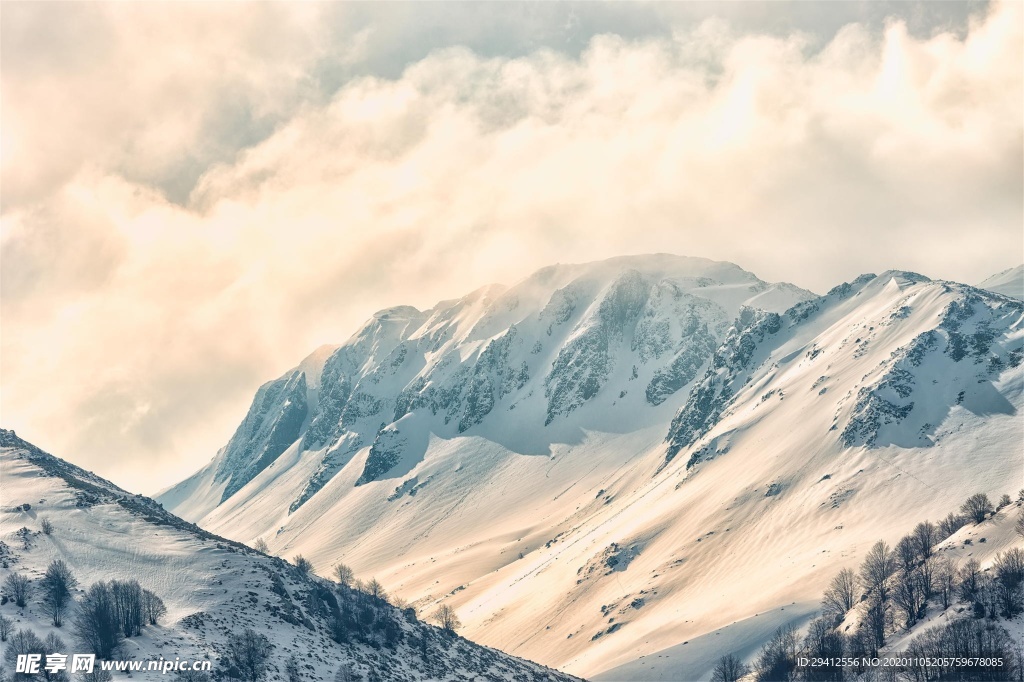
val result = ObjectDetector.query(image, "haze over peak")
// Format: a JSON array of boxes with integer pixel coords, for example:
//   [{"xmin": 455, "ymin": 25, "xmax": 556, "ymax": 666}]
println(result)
[{"xmin": 4, "ymin": 0, "xmax": 1022, "ymax": 495}]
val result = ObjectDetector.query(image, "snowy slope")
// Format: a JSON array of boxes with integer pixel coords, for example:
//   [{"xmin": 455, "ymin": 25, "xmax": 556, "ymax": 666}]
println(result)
[
  {"xmin": 978, "ymin": 264, "xmax": 1024, "ymax": 300},
  {"xmin": 0, "ymin": 430, "xmax": 578, "ymax": 682},
  {"xmin": 595, "ymin": 502, "xmax": 1024, "ymax": 682},
  {"xmin": 880, "ymin": 503, "xmax": 1024, "ymax": 653},
  {"xmin": 158, "ymin": 259, "xmax": 1023, "ymax": 680},
  {"xmin": 161, "ymin": 254, "xmax": 813, "ymax": 522}
]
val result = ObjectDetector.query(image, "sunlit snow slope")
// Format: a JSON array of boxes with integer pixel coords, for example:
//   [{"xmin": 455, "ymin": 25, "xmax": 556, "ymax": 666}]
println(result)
[
  {"xmin": 160, "ymin": 257, "xmax": 1023, "ymax": 679},
  {"xmin": 978, "ymin": 264, "xmax": 1024, "ymax": 300}
]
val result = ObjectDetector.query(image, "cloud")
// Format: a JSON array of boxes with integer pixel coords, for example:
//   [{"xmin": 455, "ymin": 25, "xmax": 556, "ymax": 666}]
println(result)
[{"xmin": 1, "ymin": 2, "xmax": 1020, "ymax": 492}]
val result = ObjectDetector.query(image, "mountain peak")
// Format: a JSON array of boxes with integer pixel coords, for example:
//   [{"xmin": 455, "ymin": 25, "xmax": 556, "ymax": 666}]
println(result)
[
  {"xmin": 520, "ymin": 253, "xmax": 763, "ymax": 288},
  {"xmin": 161, "ymin": 254, "xmax": 813, "ymax": 520},
  {"xmin": 150, "ymin": 260, "xmax": 1022, "ymax": 680}
]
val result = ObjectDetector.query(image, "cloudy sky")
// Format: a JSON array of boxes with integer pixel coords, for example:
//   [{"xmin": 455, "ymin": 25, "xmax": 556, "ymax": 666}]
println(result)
[{"xmin": 2, "ymin": 1, "xmax": 1021, "ymax": 493}]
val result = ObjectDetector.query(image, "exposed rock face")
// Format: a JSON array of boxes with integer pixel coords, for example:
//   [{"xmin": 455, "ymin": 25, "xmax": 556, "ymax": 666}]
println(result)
[
  {"xmin": 358, "ymin": 424, "xmax": 416, "ymax": 486},
  {"xmin": 840, "ymin": 285, "xmax": 1023, "ymax": 448},
  {"xmin": 215, "ymin": 370, "xmax": 308, "ymax": 501},
  {"xmin": 643, "ymin": 297, "xmax": 720, "ymax": 406},
  {"xmin": 163, "ymin": 255, "xmax": 813, "ymax": 512},
  {"xmin": 663, "ymin": 272, "xmax": 1024, "ymax": 466},
  {"xmin": 664, "ymin": 307, "xmax": 783, "ymax": 466},
  {"xmin": 154, "ymin": 264, "xmax": 1024, "ymax": 682},
  {"xmin": 169, "ymin": 260, "xmax": 1024, "ymax": 519}
]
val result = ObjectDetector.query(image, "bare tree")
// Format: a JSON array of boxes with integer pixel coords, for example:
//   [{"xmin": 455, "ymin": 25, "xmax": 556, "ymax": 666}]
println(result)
[
  {"xmin": 998, "ymin": 494, "xmax": 1013, "ymax": 510},
  {"xmin": 904, "ymin": 617, "xmax": 1020, "ymax": 681},
  {"xmin": 44, "ymin": 632, "xmax": 67, "ymax": 671},
  {"xmin": 1015, "ymin": 512, "xmax": 1024, "ymax": 539},
  {"xmin": 920, "ymin": 555, "xmax": 936, "ymax": 600},
  {"xmin": 333, "ymin": 665, "xmax": 357, "ymax": 682},
  {"xmin": 753, "ymin": 624, "xmax": 798, "ymax": 682},
  {"xmin": 74, "ymin": 581, "xmax": 123, "ymax": 659},
  {"xmin": 912, "ymin": 521, "xmax": 936, "ymax": 561},
  {"xmin": 333, "ymin": 563, "xmax": 354, "ymax": 588},
  {"xmin": 432, "ymin": 604, "xmax": 461, "ymax": 634},
  {"xmin": 822, "ymin": 568, "xmax": 858, "ymax": 620},
  {"xmin": 252, "ymin": 538, "xmax": 269, "ymax": 554},
  {"xmin": 224, "ymin": 628, "xmax": 272, "ymax": 682},
  {"xmin": 110, "ymin": 579, "xmax": 144, "ymax": 637},
  {"xmin": 993, "ymin": 547, "xmax": 1024, "ymax": 617},
  {"xmin": 938, "ymin": 512, "xmax": 966, "ymax": 539},
  {"xmin": 365, "ymin": 578, "xmax": 387, "ymax": 601},
  {"xmin": 3, "ymin": 629, "xmax": 45, "ymax": 679},
  {"xmin": 957, "ymin": 558, "xmax": 982, "ymax": 602},
  {"xmin": 0, "ymin": 615, "xmax": 12, "ymax": 642},
  {"xmin": 143, "ymin": 589, "xmax": 167, "ymax": 625},
  {"xmin": 845, "ymin": 628, "xmax": 873, "ymax": 672},
  {"xmin": 802, "ymin": 617, "xmax": 846, "ymax": 678},
  {"xmin": 41, "ymin": 559, "xmax": 79, "ymax": 627},
  {"xmin": 711, "ymin": 653, "xmax": 750, "ymax": 682},
  {"xmin": 933, "ymin": 557, "xmax": 957, "ymax": 609},
  {"xmin": 892, "ymin": 567, "xmax": 927, "ymax": 629},
  {"xmin": 895, "ymin": 536, "xmax": 918, "ymax": 573},
  {"xmin": 860, "ymin": 541, "xmax": 896, "ymax": 604},
  {"xmin": 40, "ymin": 517, "xmax": 54, "ymax": 535},
  {"xmin": 45, "ymin": 630, "xmax": 66, "ymax": 647},
  {"xmin": 3, "ymin": 572, "xmax": 30, "ymax": 608},
  {"xmin": 961, "ymin": 493, "xmax": 993, "ymax": 524},
  {"xmin": 861, "ymin": 596, "xmax": 889, "ymax": 651},
  {"xmin": 292, "ymin": 555, "xmax": 314, "ymax": 574}
]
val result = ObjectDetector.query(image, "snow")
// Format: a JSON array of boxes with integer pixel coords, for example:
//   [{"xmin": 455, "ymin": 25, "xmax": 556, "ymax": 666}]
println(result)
[
  {"xmin": 0, "ymin": 432, "xmax": 579, "ymax": 681},
  {"xmin": 978, "ymin": 265, "xmax": 1024, "ymax": 300},
  {"xmin": 151, "ymin": 258, "xmax": 1023, "ymax": 680},
  {"xmin": 881, "ymin": 503, "xmax": 1024, "ymax": 653},
  {"xmin": 592, "ymin": 603, "xmax": 819, "ymax": 682}
]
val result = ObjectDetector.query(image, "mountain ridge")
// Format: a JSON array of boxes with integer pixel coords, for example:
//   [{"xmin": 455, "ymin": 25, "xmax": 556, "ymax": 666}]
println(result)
[
  {"xmin": 0, "ymin": 429, "xmax": 581, "ymax": 682},
  {"xmin": 161, "ymin": 254, "xmax": 814, "ymax": 519},
  {"xmin": 978, "ymin": 264, "xmax": 1024, "ymax": 300},
  {"xmin": 155, "ymin": 256, "xmax": 1023, "ymax": 679}
]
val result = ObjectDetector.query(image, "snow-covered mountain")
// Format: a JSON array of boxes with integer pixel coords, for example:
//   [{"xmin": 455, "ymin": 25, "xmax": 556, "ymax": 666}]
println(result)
[
  {"xmin": 978, "ymin": 264, "xmax": 1024, "ymax": 300},
  {"xmin": 0, "ymin": 430, "xmax": 578, "ymax": 681},
  {"xmin": 161, "ymin": 254, "xmax": 813, "ymax": 520},
  {"xmin": 158, "ymin": 256, "xmax": 1023, "ymax": 680}
]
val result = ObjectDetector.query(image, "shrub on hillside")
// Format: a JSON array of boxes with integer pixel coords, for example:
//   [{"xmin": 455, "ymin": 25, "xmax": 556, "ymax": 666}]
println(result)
[{"xmin": 960, "ymin": 493, "xmax": 993, "ymax": 523}]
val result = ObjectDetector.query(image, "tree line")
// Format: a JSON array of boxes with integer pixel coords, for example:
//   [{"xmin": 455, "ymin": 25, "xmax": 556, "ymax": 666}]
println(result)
[
  {"xmin": 711, "ymin": 490, "xmax": 1024, "ymax": 682},
  {"xmin": 208, "ymin": 547, "xmax": 470, "ymax": 682},
  {"xmin": 287, "ymin": 551, "xmax": 462, "ymax": 636},
  {"xmin": 2, "ymin": 559, "xmax": 167, "ymax": 680}
]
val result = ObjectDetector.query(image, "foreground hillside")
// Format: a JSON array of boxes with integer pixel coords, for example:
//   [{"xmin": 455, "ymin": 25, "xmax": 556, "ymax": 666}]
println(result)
[
  {"xmin": 0, "ymin": 430, "xmax": 578, "ymax": 681},
  {"xmin": 159, "ymin": 256, "xmax": 1023, "ymax": 679}
]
